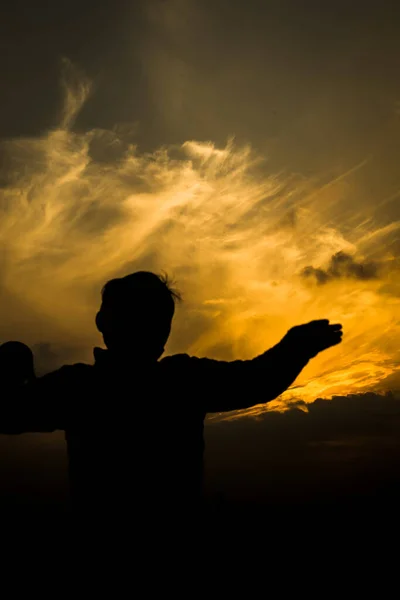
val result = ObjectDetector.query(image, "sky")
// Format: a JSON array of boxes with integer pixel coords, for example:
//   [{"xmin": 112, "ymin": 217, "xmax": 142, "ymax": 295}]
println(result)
[
  {"xmin": 1, "ymin": 0, "xmax": 400, "ymax": 408},
  {"xmin": 1, "ymin": 0, "xmax": 400, "ymax": 513}
]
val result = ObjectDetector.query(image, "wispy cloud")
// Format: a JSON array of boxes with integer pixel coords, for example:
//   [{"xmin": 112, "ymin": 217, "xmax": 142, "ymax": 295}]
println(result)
[{"xmin": 0, "ymin": 64, "xmax": 399, "ymax": 406}]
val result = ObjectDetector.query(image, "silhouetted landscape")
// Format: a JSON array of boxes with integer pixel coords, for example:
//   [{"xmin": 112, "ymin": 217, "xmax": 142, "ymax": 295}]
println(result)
[{"xmin": 1, "ymin": 390, "xmax": 400, "ymax": 542}]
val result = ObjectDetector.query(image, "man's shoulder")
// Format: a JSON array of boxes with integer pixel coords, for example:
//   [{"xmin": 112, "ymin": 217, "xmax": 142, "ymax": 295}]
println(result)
[
  {"xmin": 159, "ymin": 353, "xmax": 193, "ymax": 367},
  {"xmin": 40, "ymin": 362, "xmax": 93, "ymax": 383},
  {"xmin": 158, "ymin": 353, "xmax": 217, "ymax": 371},
  {"xmin": 52, "ymin": 361, "xmax": 93, "ymax": 373}
]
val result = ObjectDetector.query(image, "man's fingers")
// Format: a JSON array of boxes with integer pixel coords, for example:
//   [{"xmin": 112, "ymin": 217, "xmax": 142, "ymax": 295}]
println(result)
[
  {"xmin": 328, "ymin": 329, "xmax": 343, "ymax": 340},
  {"xmin": 326, "ymin": 329, "xmax": 343, "ymax": 343},
  {"xmin": 301, "ymin": 320, "xmax": 344, "ymax": 328},
  {"xmin": 289, "ymin": 321, "xmax": 344, "ymax": 352}
]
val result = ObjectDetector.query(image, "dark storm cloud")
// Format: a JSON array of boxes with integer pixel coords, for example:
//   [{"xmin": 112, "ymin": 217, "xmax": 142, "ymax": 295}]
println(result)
[
  {"xmin": 300, "ymin": 251, "xmax": 380, "ymax": 285},
  {"xmin": 207, "ymin": 391, "xmax": 400, "ymax": 449},
  {"xmin": 204, "ymin": 390, "xmax": 400, "ymax": 506}
]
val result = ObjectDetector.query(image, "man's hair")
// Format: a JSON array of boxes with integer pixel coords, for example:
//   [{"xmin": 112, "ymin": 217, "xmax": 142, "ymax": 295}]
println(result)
[{"xmin": 100, "ymin": 271, "xmax": 182, "ymax": 320}]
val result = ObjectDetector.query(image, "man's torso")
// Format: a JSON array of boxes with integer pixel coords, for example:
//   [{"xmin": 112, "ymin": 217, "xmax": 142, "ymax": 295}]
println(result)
[{"xmin": 63, "ymin": 353, "xmax": 206, "ymax": 520}]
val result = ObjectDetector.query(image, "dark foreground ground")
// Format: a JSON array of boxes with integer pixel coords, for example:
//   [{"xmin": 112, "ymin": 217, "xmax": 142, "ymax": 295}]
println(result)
[{"xmin": 1, "ymin": 396, "xmax": 400, "ymax": 557}]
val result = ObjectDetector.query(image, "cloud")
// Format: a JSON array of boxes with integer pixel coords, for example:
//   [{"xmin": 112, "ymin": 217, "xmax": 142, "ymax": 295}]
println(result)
[
  {"xmin": 301, "ymin": 251, "xmax": 380, "ymax": 285},
  {"xmin": 205, "ymin": 390, "xmax": 400, "ymax": 508},
  {"xmin": 0, "ymin": 62, "xmax": 399, "ymax": 404}
]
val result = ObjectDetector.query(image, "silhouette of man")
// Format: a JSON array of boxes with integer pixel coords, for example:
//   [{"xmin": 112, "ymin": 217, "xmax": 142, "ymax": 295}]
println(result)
[{"xmin": 0, "ymin": 271, "xmax": 342, "ymax": 531}]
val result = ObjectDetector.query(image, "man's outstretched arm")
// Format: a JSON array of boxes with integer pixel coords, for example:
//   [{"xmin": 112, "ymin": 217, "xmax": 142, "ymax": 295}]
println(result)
[
  {"xmin": 0, "ymin": 365, "xmax": 85, "ymax": 434},
  {"xmin": 164, "ymin": 320, "xmax": 343, "ymax": 413}
]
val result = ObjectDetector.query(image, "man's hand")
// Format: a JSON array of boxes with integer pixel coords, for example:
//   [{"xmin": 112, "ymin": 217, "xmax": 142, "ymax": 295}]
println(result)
[{"xmin": 279, "ymin": 319, "xmax": 343, "ymax": 359}]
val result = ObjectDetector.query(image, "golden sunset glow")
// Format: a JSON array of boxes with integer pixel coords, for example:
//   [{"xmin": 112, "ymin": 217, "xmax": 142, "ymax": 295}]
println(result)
[
  {"xmin": 1, "ymin": 0, "xmax": 400, "ymax": 420},
  {"xmin": 1, "ymin": 62, "xmax": 399, "ymax": 416}
]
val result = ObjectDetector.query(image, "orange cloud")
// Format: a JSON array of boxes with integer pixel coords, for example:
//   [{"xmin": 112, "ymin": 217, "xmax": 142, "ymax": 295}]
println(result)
[{"xmin": 0, "ymin": 63, "xmax": 399, "ymax": 410}]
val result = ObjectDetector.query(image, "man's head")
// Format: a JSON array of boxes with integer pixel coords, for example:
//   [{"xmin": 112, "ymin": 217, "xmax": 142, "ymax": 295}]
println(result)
[
  {"xmin": 95, "ymin": 271, "xmax": 181, "ymax": 361},
  {"xmin": 0, "ymin": 341, "xmax": 35, "ymax": 384}
]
